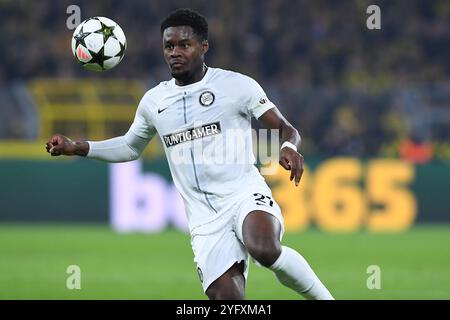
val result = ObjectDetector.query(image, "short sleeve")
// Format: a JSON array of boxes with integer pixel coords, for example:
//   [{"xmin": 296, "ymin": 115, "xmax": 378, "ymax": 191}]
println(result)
[
  {"xmin": 242, "ymin": 76, "xmax": 276, "ymax": 119},
  {"xmin": 129, "ymin": 93, "xmax": 157, "ymax": 140}
]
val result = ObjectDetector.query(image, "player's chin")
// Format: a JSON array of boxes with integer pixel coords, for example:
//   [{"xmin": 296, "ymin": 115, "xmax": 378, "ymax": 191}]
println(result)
[{"xmin": 171, "ymin": 68, "xmax": 189, "ymax": 79}]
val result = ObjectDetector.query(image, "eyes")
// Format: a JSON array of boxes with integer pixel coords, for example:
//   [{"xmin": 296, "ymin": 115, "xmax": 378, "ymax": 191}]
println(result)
[{"xmin": 164, "ymin": 42, "xmax": 191, "ymax": 50}]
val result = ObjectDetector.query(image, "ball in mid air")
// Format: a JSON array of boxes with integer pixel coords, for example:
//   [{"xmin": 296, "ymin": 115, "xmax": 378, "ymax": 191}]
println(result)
[{"xmin": 71, "ymin": 17, "xmax": 127, "ymax": 71}]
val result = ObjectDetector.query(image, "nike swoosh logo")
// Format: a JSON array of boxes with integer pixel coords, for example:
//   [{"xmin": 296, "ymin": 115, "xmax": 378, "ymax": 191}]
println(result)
[{"xmin": 158, "ymin": 106, "xmax": 169, "ymax": 114}]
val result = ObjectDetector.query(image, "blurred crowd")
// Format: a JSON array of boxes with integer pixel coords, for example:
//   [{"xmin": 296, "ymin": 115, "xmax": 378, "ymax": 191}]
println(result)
[{"xmin": 0, "ymin": 0, "xmax": 449, "ymax": 159}]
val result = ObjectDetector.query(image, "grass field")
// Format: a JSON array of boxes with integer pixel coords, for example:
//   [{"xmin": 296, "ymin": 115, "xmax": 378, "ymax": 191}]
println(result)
[{"xmin": 0, "ymin": 224, "xmax": 449, "ymax": 300}]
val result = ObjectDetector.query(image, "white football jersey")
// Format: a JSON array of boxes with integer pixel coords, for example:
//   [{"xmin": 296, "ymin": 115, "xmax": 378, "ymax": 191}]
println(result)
[{"xmin": 129, "ymin": 67, "xmax": 276, "ymax": 229}]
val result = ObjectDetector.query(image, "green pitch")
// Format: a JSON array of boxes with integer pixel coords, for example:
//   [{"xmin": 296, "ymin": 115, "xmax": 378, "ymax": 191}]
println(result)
[{"xmin": 0, "ymin": 224, "xmax": 449, "ymax": 299}]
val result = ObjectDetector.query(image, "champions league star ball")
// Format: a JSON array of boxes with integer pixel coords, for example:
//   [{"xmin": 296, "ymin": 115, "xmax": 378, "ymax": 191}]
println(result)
[{"xmin": 71, "ymin": 17, "xmax": 127, "ymax": 71}]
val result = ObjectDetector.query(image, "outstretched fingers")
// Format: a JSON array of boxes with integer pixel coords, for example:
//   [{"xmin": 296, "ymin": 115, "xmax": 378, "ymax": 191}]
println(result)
[
  {"xmin": 294, "ymin": 155, "xmax": 304, "ymax": 186},
  {"xmin": 281, "ymin": 152, "xmax": 304, "ymax": 187}
]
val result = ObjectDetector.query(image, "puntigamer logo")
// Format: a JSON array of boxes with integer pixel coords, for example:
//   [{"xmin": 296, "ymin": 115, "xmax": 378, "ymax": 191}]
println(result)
[{"xmin": 163, "ymin": 122, "xmax": 222, "ymax": 147}]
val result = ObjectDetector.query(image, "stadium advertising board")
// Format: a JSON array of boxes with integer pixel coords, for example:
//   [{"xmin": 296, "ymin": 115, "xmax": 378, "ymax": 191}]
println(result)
[{"xmin": 1, "ymin": 158, "xmax": 449, "ymax": 231}]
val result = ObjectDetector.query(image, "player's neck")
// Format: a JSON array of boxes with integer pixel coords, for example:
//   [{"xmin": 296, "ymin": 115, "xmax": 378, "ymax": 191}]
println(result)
[{"xmin": 175, "ymin": 64, "xmax": 208, "ymax": 86}]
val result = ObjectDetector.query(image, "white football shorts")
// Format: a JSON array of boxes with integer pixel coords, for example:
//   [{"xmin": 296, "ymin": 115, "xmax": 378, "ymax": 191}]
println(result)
[{"xmin": 190, "ymin": 181, "xmax": 285, "ymax": 292}]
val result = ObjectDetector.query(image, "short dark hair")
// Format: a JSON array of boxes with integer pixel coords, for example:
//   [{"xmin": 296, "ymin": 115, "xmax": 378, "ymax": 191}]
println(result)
[{"xmin": 160, "ymin": 8, "xmax": 208, "ymax": 41}]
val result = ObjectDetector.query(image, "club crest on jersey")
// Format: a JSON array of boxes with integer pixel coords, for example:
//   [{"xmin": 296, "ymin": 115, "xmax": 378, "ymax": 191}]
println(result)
[{"xmin": 199, "ymin": 91, "xmax": 215, "ymax": 106}]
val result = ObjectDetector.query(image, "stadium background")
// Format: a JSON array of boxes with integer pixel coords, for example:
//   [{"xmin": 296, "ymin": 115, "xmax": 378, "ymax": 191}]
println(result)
[{"xmin": 0, "ymin": 0, "xmax": 449, "ymax": 299}]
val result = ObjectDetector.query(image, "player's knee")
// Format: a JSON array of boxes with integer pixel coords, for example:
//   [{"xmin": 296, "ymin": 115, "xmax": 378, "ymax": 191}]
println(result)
[{"xmin": 246, "ymin": 239, "xmax": 281, "ymax": 267}]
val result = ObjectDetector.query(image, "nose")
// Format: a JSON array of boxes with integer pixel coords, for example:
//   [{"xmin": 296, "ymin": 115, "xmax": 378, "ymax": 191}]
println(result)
[{"xmin": 170, "ymin": 46, "xmax": 182, "ymax": 58}]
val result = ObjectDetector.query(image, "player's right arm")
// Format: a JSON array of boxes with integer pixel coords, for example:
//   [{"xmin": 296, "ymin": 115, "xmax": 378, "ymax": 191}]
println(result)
[
  {"xmin": 45, "ymin": 130, "xmax": 151, "ymax": 162},
  {"xmin": 45, "ymin": 94, "xmax": 156, "ymax": 162}
]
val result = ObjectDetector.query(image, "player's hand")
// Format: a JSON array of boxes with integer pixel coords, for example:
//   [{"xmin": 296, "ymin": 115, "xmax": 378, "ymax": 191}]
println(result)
[
  {"xmin": 279, "ymin": 147, "xmax": 304, "ymax": 187},
  {"xmin": 45, "ymin": 134, "xmax": 77, "ymax": 156}
]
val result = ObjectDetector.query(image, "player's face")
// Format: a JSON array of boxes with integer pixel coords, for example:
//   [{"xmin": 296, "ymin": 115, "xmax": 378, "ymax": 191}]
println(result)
[{"xmin": 162, "ymin": 26, "xmax": 208, "ymax": 80}]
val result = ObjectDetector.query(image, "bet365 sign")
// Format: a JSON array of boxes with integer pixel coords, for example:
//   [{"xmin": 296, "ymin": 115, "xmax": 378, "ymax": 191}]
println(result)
[
  {"xmin": 265, "ymin": 158, "xmax": 416, "ymax": 232},
  {"xmin": 109, "ymin": 158, "xmax": 417, "ymax": 233}
]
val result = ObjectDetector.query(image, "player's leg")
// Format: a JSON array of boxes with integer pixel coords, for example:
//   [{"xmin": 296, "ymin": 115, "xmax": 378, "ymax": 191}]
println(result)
[
  {"xmin": 242, "ymin": 210, "xmax": 282, "ymax": 266},
  {"xmin": 190, "ymin": 209, "xmax": 250, "ymax": 300},
  {"xmin": 205, "ymin": 261, "xmax": 245, "ymax": 300},
  {"xmin": 242, "ymin": 210, "xmax": 334, "ymax": 300}
]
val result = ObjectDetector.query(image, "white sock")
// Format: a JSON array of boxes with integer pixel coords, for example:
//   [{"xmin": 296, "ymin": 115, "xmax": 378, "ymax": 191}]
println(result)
[{"xmin": 269, "ymin": 246, "xmax": 334, "ymax": 300}]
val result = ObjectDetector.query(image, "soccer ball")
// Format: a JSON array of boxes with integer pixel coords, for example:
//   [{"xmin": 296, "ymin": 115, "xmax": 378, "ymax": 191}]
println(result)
[{"xmin": 71, "ymin": 17, "xmax": 127, "ymax": 71}]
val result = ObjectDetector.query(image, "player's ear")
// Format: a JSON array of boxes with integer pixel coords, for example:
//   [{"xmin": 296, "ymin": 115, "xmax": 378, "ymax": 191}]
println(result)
[{"xmin": 202, "ymin": 40, "xmax": 209, "ymax": 54}]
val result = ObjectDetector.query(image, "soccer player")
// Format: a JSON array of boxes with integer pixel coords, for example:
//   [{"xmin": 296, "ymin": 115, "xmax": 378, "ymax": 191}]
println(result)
[{"xmin": 46, "ymin": 8, "xmax": 334, "ymax": 300}]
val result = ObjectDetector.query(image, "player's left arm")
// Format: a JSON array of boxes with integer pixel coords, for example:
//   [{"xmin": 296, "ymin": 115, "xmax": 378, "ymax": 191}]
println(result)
[{"xmin": 258, "ymin": 107, "xmax": 304, "ymax": 186}]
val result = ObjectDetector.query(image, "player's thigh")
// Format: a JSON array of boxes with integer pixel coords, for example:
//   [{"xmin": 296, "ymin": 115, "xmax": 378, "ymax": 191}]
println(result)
[
  {"xmin": 205, "ymin": 261, "xmax": 245, "ymax": 300},
  {"xmin": 242, "ymin": 210, "xmax": 283, "ymax": 266},
  {"xmin": 242, "ymin": 210, "xmax": 282, "ymax": 245},
  {"xmin": 234, "ymin": 184, "xmax": 285, "ymax": 266},
  {"xmin": 235, "ymin": 184, "xmax": 285, "ymax": 245}
]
